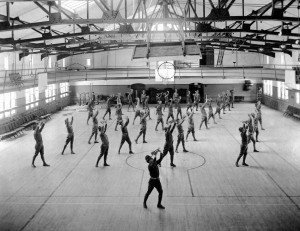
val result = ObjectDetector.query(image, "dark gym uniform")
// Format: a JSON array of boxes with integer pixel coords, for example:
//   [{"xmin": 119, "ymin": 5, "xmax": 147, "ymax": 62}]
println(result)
[
  {"xmin": 236, "ymin": 124, "xmax": 249, "ymax": 167},
  {"xmin": 118, "ymin": 118, "xmax": 133, "ymax": 154},
  {"xmin": 96, "ymin": 123, "xmax": 109, "ymax": 167},
  {"xmin": 163, "ymin": 122, "xmax": 177, "ymax": 167}
]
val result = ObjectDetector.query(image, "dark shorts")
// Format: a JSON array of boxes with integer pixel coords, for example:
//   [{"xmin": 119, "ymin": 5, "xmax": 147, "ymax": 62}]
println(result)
[
  {"xmin": 157, "ymin": 117, "xmax": 163, "ymax": 124},
  {"xmin": 177, "ymin": 133, "xmax": 184, "ymax": 141},
  {"xmin": 100, "ymin": 144, "xmax": 109, "ymax": 156},
  {"xmin": 35, "ymin": 144, "xmax": 44, "ymax": 154},
  {"xmin": 163, "ymin": 143, "xmax": 174, "ymax": 156},
  {"xmin": 92, "ymin": 126, "xmax": 98, "ymax": 133},
  {"xmin": 147, "ymin": 178, "xmax": 162, "ymax": 193},
  {"xmin": 66, "ymin": 135, "xmax": 74, "ymax": 143},
  {"xmin": 121, "ymin": 134, "xmax": 131, "ymax": 144},
  {"xmin": 106, "ymin": 107, "xmax": 111, "ymax": 113},
  {"xmin": 135, "ymin": 111, "xmax": 140, "ymax": 117},
  {"xmin": 88, "ymin": 111, "xmax": 93, "ymax": 117},
  {"xmin": 240, "ymin": 144, "xmax": 248, "ymax": 155},
  {"xmin": 188, "ymin": 127, "xmax": 195, "ymax": 133}
]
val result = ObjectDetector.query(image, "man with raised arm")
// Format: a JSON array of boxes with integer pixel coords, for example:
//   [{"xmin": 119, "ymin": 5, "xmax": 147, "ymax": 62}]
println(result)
[
  {"xmin": 61, "ymin": 116, "xmax": 75, "ymax": 155},
  {"xmin": 88, "ymin": 110, "xmax": 99, "ymax": 144},
  {"xmin": 175, "ymin": 116, "xmax": 188, "ymax": 153},
  {"xmin": 155, "ymin": 100, "xmax": 164, "ymax": 131},
  {"xmin": 103, "ymin": 95, "xmax": 114, "ymax": 120},
  {"xmin": 127, "ymin": 89, "xmax": 135, "ymax": 112},
  {"xmin": 163, "ymin": 121, "xmax": 177, "ymax": 167},
  {"xmin": 186, "ymin": 109, "xmax": 197, "ymax": 142},
  {"xmin": 199, "ymin": 100, "xmax": 208, "ymax": 130},
  {"xmin": 235, "ymin": 123, "xmax": 249, "ymax": 167},
  {"xmin": 32, "ymin": 121, "xmax": 50, "ymax": 168},
  {"xmin": 143, "ymin": 148, "xmax": 167, "ymax": 209},
  {"xmin": 96, "ymin": 120, "xmax": 110, "ymax": 167},
  {"xmin": 118, "ymin": 117, "xmax": 134, "ymax": 154},
  {"xmin": 135, "ymin": 110, "xmax": 149, "ymax": 144}
]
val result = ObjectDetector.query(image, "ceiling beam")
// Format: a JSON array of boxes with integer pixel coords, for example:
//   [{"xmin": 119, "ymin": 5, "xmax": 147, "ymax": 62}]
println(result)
[{"xmin": 2, "ymin": 16, "xmax": 300, "ymax": 33}]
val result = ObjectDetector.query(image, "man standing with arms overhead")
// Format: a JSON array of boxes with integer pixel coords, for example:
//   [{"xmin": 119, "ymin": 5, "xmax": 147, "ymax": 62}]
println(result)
[
  {"xmin": 163, "ymin": 121, "xmax": 177, "ymax": 167},
  {"xmin": 143, "ymin": 148, "xmax": 167, "ymax": 209},
  {"xmin": 32, "ymin": 121, "xmax": 50, "ymax": 168},
  {"xmin": 135, "ymin": 110, "xmax": 149, "ymax": 144},
  {"xmin": 175, "ymin": 116, "xmax": 188, "ymax": 153},
  {"xmin": 186, "ymin": 90, "xmax": 193, "ymax": 112},
  {"xmin": 103, "ymin": 95, "xmax": 114, "ymax": 120},
  {"xmin": 193, "ymin": 90, "xmax": 200, "ymax": 111},
  {"xmin": 163, "ymin": 91, "xmax": 169, "ymax": 111},
  {"xmin": 141, "ymin": 90, "xmax": 146, "ymax": 109},
  {"xmin": 214, "ymin": 94, "xmax": 222, "ymax": 119},
  {"xmin": 127, "ymin": 89, "xmax": 135, "ymax": 112},
  {"xmin": 186, "ymin": 108, "xmax": 197, "ymax": 142},
  {"xmin": 96, "ymin": 120, "xmax": 110, "ymax": 167},
  {"xmin": 155, "ymin": 100, "xmax": 164, "ymax": 131},
  {"xmin": 236, "ymin": 123, "xmax": 249, "ymax": 167},
  {"xmin": 61, "ymin": 116, "xmax": 75, "ymax": 155},
  {"xmin": 166, "ymin": 98, "xmax": 175, "ymax": 124},
  {"xmin": 199, "ymin": 100, "xmax": 208, "ymax": 130},
  {"xmin": 87, "ymin": 101, "xmax": 94, "ymax": 125},
  {"xmin": 118, "ymin": 116, "xmax": 134, "ymax": 154},
  {"xmin": 207, "ymin": 98, "xmax": 217, "ymax": 124}
]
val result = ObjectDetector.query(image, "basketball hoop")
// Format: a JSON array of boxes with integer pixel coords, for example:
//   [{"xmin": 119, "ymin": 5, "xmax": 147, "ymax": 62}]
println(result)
[{"xmin": 157, "ymin": 61, "xmax": 175, "ymax": 81}]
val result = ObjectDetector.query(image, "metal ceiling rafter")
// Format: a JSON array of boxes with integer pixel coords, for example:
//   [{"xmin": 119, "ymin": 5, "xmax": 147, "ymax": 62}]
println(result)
[{"xmin": 4, "ymin": 16, "xmax": 300, "ymax": 33}]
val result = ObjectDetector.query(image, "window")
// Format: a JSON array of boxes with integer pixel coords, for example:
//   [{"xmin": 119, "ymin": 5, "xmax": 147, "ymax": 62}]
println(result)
[
  {"xmin": 263, "ymin": 80, "xmax": 273, "ymax": 96},
  {"xmin": 25, "ymin": 87, "xmax": 39, "ymax": 110},
  {"xmin": 296, "ymin": 84, "xmax": 300, "ymax": 104},
  {"xmin": 86, "ymin": 58, "xmax": 91, "ymax": 66},
  {"xmin": 4, "ymin": 56, "xmax": 9, "ymax": 70},
  {"xmin": 29, "ymin": 55, "xmax": 33, "ymax": 69},
  {"xmin": 277, "ymin": 81, "xmax": 288, "ymax": 100},
  {"xmin": 48, "ymin": 57, "xmax": 52, "ymax": 68},
  {"xmin": 45, "ymin": 84, "xmax": 56, "ymax": 103},
  {"xmin": 0, "ymin": 92, "xmax": 16, "ymax": 119},
  {"xmin": 60, "ymin": 82, "xmax": 69, "ymax": 98},
  {"xmin": 62, "ymin": 58, "xmax": 65, "ymax": 68}
]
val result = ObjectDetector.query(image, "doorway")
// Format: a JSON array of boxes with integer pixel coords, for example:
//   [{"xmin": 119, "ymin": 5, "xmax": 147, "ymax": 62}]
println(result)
[{"xmin": 189, "ymin": 83, "xmax": 204, "ymax": 103}]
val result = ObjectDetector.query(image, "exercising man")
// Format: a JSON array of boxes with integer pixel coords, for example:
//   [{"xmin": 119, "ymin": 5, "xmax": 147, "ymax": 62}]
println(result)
[
  {"xmin": 225, "ymin": 90, "xmax": 231, "ymax": 111},
  {"xmin": 255, "ymin": 101, "xmax": 265, "ymax": 130},
  {"xmin": 235, "ymin": 123, "xmax": 249, "ymax": 167},
  {"xmin": 88, "ymin": 110, "xmax": 99, "ymax": 144},
  {"xmin": 199, "ymin": 100, "xmax": 208, "ymax": 130},
  {"xmin": 118, "ymin": 117, "xmax": 133, "ymax": 154},
  {"xmin": 221, "ymin": 92, "xmax": 226, "ymax": 114},
  {"xmin": 133, "ymin": 98, "xmax": 141, "ymax": 125},
  {"xmin": 193, "ymin": 90, "xmax": 200, "ymax": 111},
  {"xmin": 207, "ymin": 99, "xmax": 217, "ymax": 124},
  {"xmin": 103, "ymin": 95, "xmax": 114, "ymax": 120},
  {"xmin": 163, "ymin": 121, "xmax": 177, "ymax": 167},
  {"xmin": 245, "ymin": 114, "xmax": 259, "ymax": 152},
  {"xmin": 115, "ymin": 103, "xmax": 123, "ymax": 131},
  {"xmin": 186, "ymin": 90, "xmax": 193, "ymax": 112},
  {"xmin": 95, "ymin": 120, "xmax": 110, "ymax": 167},
  {"xmin": 176, "ymin": 96, "xmax": 183, "ymax": 119},
  {"xmin": 143, "ymin": 148, "xmax": 167, "ymax": 209},
  {"xmin": 175, "ymin": 117, "xmax": 188, "ymax": 153},
  {"xmin": 163, "ymin": 91, "xmax": 169, "ymax": 111},
  {"xmin": 127, "ymin": 89, "xmax": 135, "ymax": 112},
  {"xmin": 141, "ymin": 90, "xmax": 146, "ymax": 109},
  {"xmin": 155, "ymin": 101, "xmax": 164, "ymax": 131},
  {"xmin": 166, "ymin": 99, "xmax": 174, "ymax": 124},
  {"xmin": 214, "ymin": 94, "xmax": 222, "ymax": 119},
  {"xmin": 135, "ymin": 110, "xmax": 149, "ymax": 144},
  {"xmin": 61, "ymin": 116, "xmax": 75, "ymax": 155},
  {"xmin": 173, "ymin": 88, "xmax": 179, "ymax": 105},
  {"xmin": 252, "ymin": 112, "xmax": 260, "ymax": 142},
  {"xmin": 87, "ymin": 101, "xmax": 94, "ymax": 125},
  {"xmin": 32, "ymin": 121, "xmax": 50, "ymax": 167},
  {"xmin": 144, "ymin": 95, "xmax": 152, "ymax": 120},
  {"xmin": 230, "ymin": 88, "xmax": 234, "ymax": 108},
  {"xmin": 186, "ymin": 109, "xmax": 197, "ymax": 142}
]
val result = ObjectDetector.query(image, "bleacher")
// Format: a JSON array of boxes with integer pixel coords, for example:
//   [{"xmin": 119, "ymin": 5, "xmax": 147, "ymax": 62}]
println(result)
[
  {"xmin": 0, "ymin": 107, "xmax": 52, "ymax": 141},
  {"xmin": 283, "ymin": 105, "xmax": 300, "ymax": 120}
]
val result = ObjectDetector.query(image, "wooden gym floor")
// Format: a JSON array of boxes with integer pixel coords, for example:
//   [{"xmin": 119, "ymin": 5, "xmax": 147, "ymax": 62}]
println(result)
[{"xmin": 0, "ymin": 102, "xmax": 300, "ymax": 231}]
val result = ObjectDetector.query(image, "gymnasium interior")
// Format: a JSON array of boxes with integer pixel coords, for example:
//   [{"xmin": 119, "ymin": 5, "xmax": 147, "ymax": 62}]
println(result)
[{"xmin": 0, "ymin": 0, "xmax": 300, "ymax": 230}]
